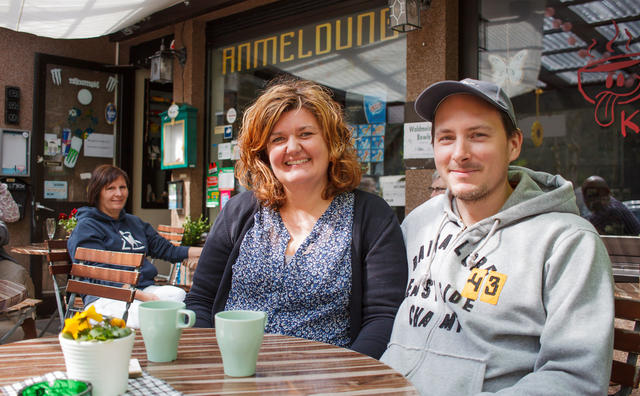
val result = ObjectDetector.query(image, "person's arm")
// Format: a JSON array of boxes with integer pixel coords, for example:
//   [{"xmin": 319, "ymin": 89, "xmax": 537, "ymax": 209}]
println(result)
[
  {"xmin": 188, "ymin": 246, "xmax": 203, "ymax": 257},
  {"xmin": 0, "ymin": 183, "xmax": 19, "ymax": 223},
  {"xmin": 184, "ymin": 194, "xmax": 252, "ymax": 328},
  {"xmin": 0, "ymin": 220, "xmax": 10, "ymax": 246},
  {"xmin": 617, "ymin": 201, "xmax": 640, "ymax": 235},
  {"xmin": 134, "ymin": 289, "xmax": 159, "ymax": 301},
  {"xmin": 350, "ymin": 193, "xmax": 408, "ymax": 359},
  {"xmin": 477, "ymin": 229, "xmax": 614, "ymax": 396}
]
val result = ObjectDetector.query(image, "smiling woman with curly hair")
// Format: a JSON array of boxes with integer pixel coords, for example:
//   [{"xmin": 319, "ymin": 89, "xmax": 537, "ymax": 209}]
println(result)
[
  {"xmin": 235, "ymin": 78, "xmax": 362, "ymax": 209},
  {"xmin": 186, "ymin": 77, "xmax": 407, "ymax": 359}
]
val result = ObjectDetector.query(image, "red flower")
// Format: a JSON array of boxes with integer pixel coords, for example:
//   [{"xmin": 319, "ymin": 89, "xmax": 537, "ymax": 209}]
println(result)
[
  {"xmin": 58, "ymin": 213, "xmax": 68, "ymax": 220},
  {"xmin": 70, "ymin": 208, "xmax": 78, "ymax": 217}
]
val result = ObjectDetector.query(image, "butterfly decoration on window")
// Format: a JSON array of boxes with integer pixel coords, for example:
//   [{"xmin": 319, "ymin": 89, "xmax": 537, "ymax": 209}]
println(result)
[{"xmin": 488, "ymin": 49, "xmax": 528, "ymax": 96}]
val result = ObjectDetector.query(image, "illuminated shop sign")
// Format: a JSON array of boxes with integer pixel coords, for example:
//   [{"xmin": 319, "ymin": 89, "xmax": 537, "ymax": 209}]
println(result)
[{"xmin": 220, "ymin": 8, "xmax": 400, "ymax": 75}]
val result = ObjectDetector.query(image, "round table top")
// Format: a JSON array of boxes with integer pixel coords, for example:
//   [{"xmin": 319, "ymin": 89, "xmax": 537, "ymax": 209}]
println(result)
[{"xmin": 0, "ymin": 328, "xmax": 418, "ymax": 395}]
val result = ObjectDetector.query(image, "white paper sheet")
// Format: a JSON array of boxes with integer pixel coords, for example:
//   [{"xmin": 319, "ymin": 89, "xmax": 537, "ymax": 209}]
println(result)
[
  {"xmin": 84, "ymin": 133, "xmax": 114, "ymax": 158},
  {"xmin": 218, "ymin": 143, "xmax": 231, "ymax": 160},
  {"xmin": 380, "ymin": 175, "xmax": 405, "ymax": 207},
  {"xmin": 403, "ymin": 122, "xmax": 433, "ymax": 159}
]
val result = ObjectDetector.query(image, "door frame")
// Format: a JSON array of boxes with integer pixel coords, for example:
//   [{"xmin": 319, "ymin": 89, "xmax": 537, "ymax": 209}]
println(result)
[
  {"xmin": 31, "ymin": 53, "xmax": 135, "ymax": 243},
  {"xmin": 30, "ymin": 53, "xmax": 134, "ymax": 308}
]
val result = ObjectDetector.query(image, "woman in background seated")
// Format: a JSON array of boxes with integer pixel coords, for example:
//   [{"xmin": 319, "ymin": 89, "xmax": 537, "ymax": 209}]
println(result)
[
  {"xmin": 186, "ymin": 78, "xmax": 407, "ymax": 359},
  {"xmin": 67, "ymin": 165, "xmax": 202, "ymax": 328}
]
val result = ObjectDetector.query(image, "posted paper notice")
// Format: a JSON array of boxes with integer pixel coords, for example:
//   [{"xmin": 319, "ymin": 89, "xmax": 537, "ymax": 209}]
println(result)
[
  {"xmin": 380, "ymin": 175, "xmax": 405, "ymax": 207},
  {"xmin": 84, "ymin": 133, "xmax": 114, "ymax": 158},
  {"xmin": 403, "ymin": 122, "xmax": 433, "ymax": 159}
]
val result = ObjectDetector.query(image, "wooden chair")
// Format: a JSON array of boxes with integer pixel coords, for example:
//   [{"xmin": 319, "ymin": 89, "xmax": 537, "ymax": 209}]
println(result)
[
  {"xmin": 601, "ymin": 236, "xmax": 640, "ymax": 283},
  {"xmin": 66, "ymin": 247, "xmax": 144, "ymax": 322},
  {"xmin": 155, "ymin": 225, "xmax": 192, "ymax": 290},
  {"xmin": 157, "ymin": 225, "xmax": 184, "ymax": 247},
  {"xmin": 39, "ymin": 239, "xmax": 73, "ymax": 335},
  {"xmin": 610, "ymin": 297, "xmax": 640, "ymax": 396},
  {"xmin": 0, "ymin": 280, "xmax": 41, "ymax": 344}
]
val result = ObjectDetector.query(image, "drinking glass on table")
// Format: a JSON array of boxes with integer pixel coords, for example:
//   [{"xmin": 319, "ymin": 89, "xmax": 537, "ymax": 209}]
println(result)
[{"xmin": 46, "ymin": 218, "xmax": 56, "ymax": 240}]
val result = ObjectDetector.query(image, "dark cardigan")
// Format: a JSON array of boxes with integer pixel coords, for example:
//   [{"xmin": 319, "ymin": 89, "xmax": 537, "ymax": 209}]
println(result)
[{"xmin": 185, "ymin": 189, "xmax": 407, "ymax": 359}]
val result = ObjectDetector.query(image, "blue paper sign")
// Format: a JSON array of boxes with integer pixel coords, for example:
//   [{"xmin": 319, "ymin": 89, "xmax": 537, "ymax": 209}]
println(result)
[{"xmin": 223, "ymin": 125, "xmax": 232, "ymax": 139}]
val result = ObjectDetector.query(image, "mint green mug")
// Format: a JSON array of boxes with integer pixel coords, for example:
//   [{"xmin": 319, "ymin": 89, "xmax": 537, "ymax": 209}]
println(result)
[
  {"xmin": 215, "ymin": 310, "xmax": 267, "ymax": 377},
  {"xmin": 139, "ymin": 300, "xmax": 195, "ymax": 362}
]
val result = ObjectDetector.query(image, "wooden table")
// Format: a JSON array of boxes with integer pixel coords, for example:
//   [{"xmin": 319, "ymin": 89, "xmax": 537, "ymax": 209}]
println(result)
[
  {"xmin": 0, "ymin": 328, "xmax": 418, "ymax": 395},
  {"xmin": 9, "ymin": 243, "xmax": 64, "ymax": 300}
]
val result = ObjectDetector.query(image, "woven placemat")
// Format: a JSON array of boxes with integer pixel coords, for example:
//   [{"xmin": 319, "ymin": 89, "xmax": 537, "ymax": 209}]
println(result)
[{"xmin": 1, "ymin": 370, "xmax": 181, "ymax": 396}]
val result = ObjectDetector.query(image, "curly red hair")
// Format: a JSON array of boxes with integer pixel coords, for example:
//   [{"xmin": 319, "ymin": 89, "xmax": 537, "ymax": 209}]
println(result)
[{"xmin": 236, "ymin": 78, "xmax": 361, "ymax": 209}]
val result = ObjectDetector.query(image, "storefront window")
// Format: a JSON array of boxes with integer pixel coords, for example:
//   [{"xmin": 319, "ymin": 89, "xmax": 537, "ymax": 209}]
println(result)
[
  {"xmin": 479, "ymin": 0, "xmax": 640, "ymax": 235},
  {"xmin": 206, "ymin": 5, "xmax": 407, "ymax": 220}
]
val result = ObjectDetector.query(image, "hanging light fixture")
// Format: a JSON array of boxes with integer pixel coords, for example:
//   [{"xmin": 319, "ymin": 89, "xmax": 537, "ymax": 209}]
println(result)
[
  {"xmin": 149, "ymin": 39, "xmax": 187, "ymax": 84},
  {"xmin": 388, "ymin": 0, "xmax": 431, "ymax": 32}
]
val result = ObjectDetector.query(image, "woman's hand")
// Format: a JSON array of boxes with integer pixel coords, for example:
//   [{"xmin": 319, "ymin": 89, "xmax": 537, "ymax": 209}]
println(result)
[
  {"xmin": 188, "ymin": 246, "xmax": 203, "ymax": 258},
  {"xmin": 134, "ymin": 290, "xmax": 159, "ymax": 302}
]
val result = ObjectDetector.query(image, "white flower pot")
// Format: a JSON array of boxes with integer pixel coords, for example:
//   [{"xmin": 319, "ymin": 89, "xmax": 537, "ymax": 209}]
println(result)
[{"xmin": 58, "ymin": 331, "xmax": 135, "ymax": 396}]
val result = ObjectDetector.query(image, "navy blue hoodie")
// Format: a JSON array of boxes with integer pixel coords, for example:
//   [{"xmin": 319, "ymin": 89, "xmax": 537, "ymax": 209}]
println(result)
[{"xmin": 67, "ymin": 206, "xmax": 189, "ymax": 306}]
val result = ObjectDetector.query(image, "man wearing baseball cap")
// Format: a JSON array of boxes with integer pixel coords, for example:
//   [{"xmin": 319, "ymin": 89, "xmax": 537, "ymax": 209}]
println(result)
[{"xmin": 380, "ymin": 78, "xmax": 613, "ymax": 395}]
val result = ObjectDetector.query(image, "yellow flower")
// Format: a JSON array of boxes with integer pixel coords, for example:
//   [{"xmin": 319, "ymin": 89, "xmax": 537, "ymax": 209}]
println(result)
[
  {"xmin": 78, "ymin": 305, "xmax": 103, "ymax": 323},
  {"xmin": 61, "ymin": 306, "xmax": 103, "ymax": 339},
  {"xmin": 62, "ymin": 317, "xmax": 81, "ymax": 339},
  {"xmin": 110, "ymin": 317, "xmax": 126, "ymax": 328}
]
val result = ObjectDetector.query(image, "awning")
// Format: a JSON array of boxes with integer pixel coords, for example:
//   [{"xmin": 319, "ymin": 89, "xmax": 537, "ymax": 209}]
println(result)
[{"xmin": 0, "ymin": 0, "xmax": 183, "ymax": 39}]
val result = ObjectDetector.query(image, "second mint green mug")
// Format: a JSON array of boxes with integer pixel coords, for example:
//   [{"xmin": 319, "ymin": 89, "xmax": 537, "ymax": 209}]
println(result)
[
  {"xmin": 215, "ymin": 310, "xmax": 267, "ymax": 377},
  {"xmin": 139, "ymin": 300, "xmax": 195, "ymax": 362}
]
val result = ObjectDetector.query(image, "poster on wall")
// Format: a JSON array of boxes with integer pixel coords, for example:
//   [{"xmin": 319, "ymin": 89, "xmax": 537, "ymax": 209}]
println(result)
[
  {"xmin": 44, "ymin": 180, "xmax": 67, "ymax": 199},
  {"xmin": 0, "ymin": 129, "xmax": 30, "ymax": 176},
  {"xmin": 218, "ymin": 167, "xmax": 235, "ymax": 191},
  {"xmin": 403, "ymin": 122, "xmax": 433, "ymax": 159},
  {"xmin": 206, "ymin": 162, "xmax": 219, "ymax": 208},
  {"xmin": 379, "ymin": 175, "xmax": 405, "ymax": 207},
  {"xmin": 84, "ymin": 133, "xmax": 114, "ymax": 158}
]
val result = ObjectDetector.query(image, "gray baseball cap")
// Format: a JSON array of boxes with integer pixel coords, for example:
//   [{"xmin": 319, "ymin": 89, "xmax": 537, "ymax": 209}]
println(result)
[{"xmin": 414, "ymin": 78, "xmax": 518, "ymax": 129}]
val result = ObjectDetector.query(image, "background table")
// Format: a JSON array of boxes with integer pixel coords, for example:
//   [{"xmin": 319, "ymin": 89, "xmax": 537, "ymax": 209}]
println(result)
[
  {"xmin": 0, "ymin": 328, "xmax": 418, "ymax": 395},
  {"xmin": 10, "ymin": 243, "xmax": 53, "ymax": 301}
]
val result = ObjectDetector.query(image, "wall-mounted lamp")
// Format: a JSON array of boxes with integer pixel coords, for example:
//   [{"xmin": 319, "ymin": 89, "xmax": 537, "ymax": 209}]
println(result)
[
  {"xmin": 388, "ymin": 0, "xmax": 432, "ymax": 32},
  {"xmin": 149, "ymin": 39, "xmax": 187, "ymax": 84}
]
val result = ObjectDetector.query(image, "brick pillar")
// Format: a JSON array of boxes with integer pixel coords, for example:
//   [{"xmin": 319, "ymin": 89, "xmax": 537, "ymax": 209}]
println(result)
[
  {"xmin": 404, "ymin": 0, "xmax": 458, "ymax": 215},
  {"xmin": 171, "ymin": 20, "xmax": 206, "ymax": 225}
]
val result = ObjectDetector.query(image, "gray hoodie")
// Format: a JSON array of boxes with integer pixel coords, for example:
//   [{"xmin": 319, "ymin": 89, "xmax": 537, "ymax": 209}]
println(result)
[{"xmin": 381, "ymin": 166, "xmax": 614, "ymax": 395}]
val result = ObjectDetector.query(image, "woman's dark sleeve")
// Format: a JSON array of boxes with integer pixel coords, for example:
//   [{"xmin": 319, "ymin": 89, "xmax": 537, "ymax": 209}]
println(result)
[
  {"xmin": 185, "ymin": 197, "xmax": 240, "ymax": 328},
  {"xmin": 350, "ymin": 193, "xmax": 408, "ymax": 359}
]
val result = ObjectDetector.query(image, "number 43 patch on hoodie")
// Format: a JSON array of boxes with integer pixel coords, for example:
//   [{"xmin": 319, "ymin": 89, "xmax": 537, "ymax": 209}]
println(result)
[{"xmin": 461, "ymin": 268, "xmax": 508, "ymax": 305}]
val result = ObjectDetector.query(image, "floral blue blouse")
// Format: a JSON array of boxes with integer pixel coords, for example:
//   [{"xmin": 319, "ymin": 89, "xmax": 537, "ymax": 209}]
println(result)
[{"xmin": 225, "ymin": 192, "xmax": 354, "ymax": 347}]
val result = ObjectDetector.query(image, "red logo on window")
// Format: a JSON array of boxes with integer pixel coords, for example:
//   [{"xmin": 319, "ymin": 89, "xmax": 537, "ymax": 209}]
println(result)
[{"xmin": 577, "ymin": 21, "xmax": 640, "ymax": 137}]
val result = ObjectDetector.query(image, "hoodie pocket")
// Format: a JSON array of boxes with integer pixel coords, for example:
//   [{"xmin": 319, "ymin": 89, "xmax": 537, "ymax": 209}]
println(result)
[
  {"xmin": 407, "ymin": 349, "xmax": 486, "ymax": 395},
  {"xmin": 380, "ymin": 343, "xmax": 424, "ymax": 378}
]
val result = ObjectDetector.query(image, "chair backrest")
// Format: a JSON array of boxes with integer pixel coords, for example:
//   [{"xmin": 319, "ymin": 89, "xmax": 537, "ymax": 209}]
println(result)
[
  {"xmin": 601, "ymin": 236, "xmax": 640, "ymax": 282},
  {"xmin": 45, "ymin": 239, "xmax": 72, "ymax": 276},
  {"xmin": 610, "ymin": 297, "xmax": 640, "ymax": 396},
  {"xmin": 157, "ymin": 225, "xmax": 184, "ymax": 246},
  {"xmin": 67, "ymin": 247, "xmax": 144, "ymax": 307}
]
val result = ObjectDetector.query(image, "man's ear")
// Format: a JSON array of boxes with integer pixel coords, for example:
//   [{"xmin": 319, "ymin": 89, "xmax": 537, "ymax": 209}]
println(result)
[{"xmin": 508, "ymin": 128, "xmax": 523, "ymax": 162}]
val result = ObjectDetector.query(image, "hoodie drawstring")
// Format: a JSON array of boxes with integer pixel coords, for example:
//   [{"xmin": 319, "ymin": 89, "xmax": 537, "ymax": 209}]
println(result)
[
  {"xmin": 467, "ymin": 218, "xmax": 500, "ymax": 268},
  {"xmin": 419, "ymin": 217, "xmax": 501, "ymax": 289},
  {"xmin": 419, "ymin": 213, "xmax": 449, "ymax": 290}
]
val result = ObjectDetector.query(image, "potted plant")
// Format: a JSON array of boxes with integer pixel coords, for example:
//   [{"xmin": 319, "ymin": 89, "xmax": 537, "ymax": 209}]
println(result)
[
  {"xmin": 181, "ymin": 214, "xmax": 211, "ymax": 246},
  {"xmin": 58, "ymin": 306, "xmax": 134, "ymax": 396},
  {"xmin": 58, "ymin": 208, "xmax": 78, "ymax": 237}
]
